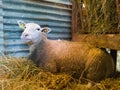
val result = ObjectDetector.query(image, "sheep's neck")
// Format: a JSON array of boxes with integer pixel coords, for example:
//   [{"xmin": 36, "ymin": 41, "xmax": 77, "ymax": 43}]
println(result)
[
  {"xmin": 29, "ymin": 38, "xmax": 48, "ymax": 66},
  {"xmin": 29, "ymin": 36, "xmax": 48, "ymax": 53}
]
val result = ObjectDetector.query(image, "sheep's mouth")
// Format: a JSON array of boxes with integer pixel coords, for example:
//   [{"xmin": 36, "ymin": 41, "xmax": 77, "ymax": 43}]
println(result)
[{"xmin": 22, "ymin": 38, "xmax": 32, "ymax": 43}]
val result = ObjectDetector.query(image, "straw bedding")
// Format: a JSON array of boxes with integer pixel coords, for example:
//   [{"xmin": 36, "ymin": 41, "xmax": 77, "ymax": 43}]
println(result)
[{"xmin": 0, "ymin": 57, "xmax": 120, "ymax": 90}]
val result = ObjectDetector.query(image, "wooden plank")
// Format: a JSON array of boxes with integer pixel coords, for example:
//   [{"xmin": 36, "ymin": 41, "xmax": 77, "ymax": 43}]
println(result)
[{"xmin": 72, "ymin": 34, "xmax": 120, "ymax": 50}]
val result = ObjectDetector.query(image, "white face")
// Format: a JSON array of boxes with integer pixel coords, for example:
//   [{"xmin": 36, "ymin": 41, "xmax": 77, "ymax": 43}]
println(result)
[
  {"xmin": 17, "ymin": 20, "xmax": 51, "ymax": 44},
  {"xmin": 21, "ymin": 23, "xmax": 42, "ymax": 44}
]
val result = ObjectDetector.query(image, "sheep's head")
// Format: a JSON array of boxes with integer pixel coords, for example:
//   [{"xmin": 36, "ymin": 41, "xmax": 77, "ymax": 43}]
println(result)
[{"xmin": 17, "ymin": 20, "xmax": 51, "ymax": 45}]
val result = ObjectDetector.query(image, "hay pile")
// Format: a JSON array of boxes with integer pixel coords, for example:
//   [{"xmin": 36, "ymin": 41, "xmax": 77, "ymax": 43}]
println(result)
[
  {"xmin": 73, "ymin": 0, "xmax": 119, "ymax": 34},
  {"xmin": 0, "ymin": 57, "xmax": 120, "ymax": 90}
]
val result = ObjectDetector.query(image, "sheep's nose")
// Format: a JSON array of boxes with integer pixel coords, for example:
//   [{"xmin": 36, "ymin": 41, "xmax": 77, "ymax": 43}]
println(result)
[
  {"xmin": 24, "ymin": 34, "xmax": 29, "ymax": 37},
  {"xmin": 22, "ymin": 33, "xmax": 29, "ymax": 38}
]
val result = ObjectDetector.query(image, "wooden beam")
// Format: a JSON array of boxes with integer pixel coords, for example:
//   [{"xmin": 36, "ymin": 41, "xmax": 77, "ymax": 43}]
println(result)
[
  {"xmin": 72, "ymin": 0, "xmax": 78, "ymax": 34},
  {"xmin": 72, "ymin": 34, "xmax": 120, "ymax": 50}
]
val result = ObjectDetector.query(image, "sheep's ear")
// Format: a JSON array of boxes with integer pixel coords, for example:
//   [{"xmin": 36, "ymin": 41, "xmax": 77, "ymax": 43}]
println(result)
[
  {"xmin": 17, "ymin": 20, "xmax": 26, "ymax": 29},
  {"xmin": 41, "ymin": 27, "xmax": 51, "ymax": 33}
]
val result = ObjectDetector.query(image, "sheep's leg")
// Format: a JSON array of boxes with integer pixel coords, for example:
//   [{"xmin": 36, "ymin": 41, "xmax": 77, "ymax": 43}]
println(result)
[
  {"xmin": 86, "ymin": 60, "xmax": 106, "ymax": 82},
  {"xmin": 43, "ymin": 59, "xmax": 58, "ymax": 73},
  {"xmin": 85, "ymin": 48, "xmax": 113, "ymax": 82}
]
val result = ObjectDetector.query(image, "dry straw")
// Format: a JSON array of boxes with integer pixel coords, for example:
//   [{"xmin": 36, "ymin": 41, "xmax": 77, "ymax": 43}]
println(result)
[
  {"xmin": 73, "ymin": 0, "xmax": 119, "ymax": 34},
  {"xmin": 0, "ymin": 57, "xmax": 120, "ymax": 90}
]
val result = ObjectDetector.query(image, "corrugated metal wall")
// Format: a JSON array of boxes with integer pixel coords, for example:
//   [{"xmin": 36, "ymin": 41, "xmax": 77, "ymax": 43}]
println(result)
[
  {"xmin": 0, "ymin": 0, "xmax": 4, "ymax": 56},
  {"xmin": 1, "ymin": 0, "xmax": 72, "ymax": 57}
]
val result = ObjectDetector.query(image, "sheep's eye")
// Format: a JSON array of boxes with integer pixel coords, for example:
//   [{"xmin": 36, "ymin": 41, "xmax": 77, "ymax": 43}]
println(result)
[{"xmin": 36, "ymin": 28, "xmax": 40, "ymax": 31}]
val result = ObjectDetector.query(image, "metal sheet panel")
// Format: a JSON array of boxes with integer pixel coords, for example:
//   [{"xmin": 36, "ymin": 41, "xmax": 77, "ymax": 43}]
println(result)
[
  {"xmin": 2, "ymin": 0, "xmax": 72, "ymax": 57},
  {"xmin": 0, "ymin": 0, "xmax": 4, "ymax": 56},
  {"xmin": 44, "ymin": 0, "xmax": 71, "ymax": 5}
]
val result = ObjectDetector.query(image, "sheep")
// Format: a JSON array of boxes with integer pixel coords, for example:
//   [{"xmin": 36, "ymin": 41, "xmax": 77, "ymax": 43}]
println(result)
[{"xmin": 17, "ymin": 20, "xmax": 115, "ymax": 82}]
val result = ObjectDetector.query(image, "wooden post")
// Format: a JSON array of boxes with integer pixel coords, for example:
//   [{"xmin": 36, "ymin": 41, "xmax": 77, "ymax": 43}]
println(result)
[
  {"xmin": 72, "ymin": 0, "xmax": 78, "ymax": 35},
  {"xmin": 110, "ymin": 50, "xmax": 117, "ymax": 71},
  {"xmin": 116, "ymin": 0, "xmax": 120, "ymax": 29}
]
